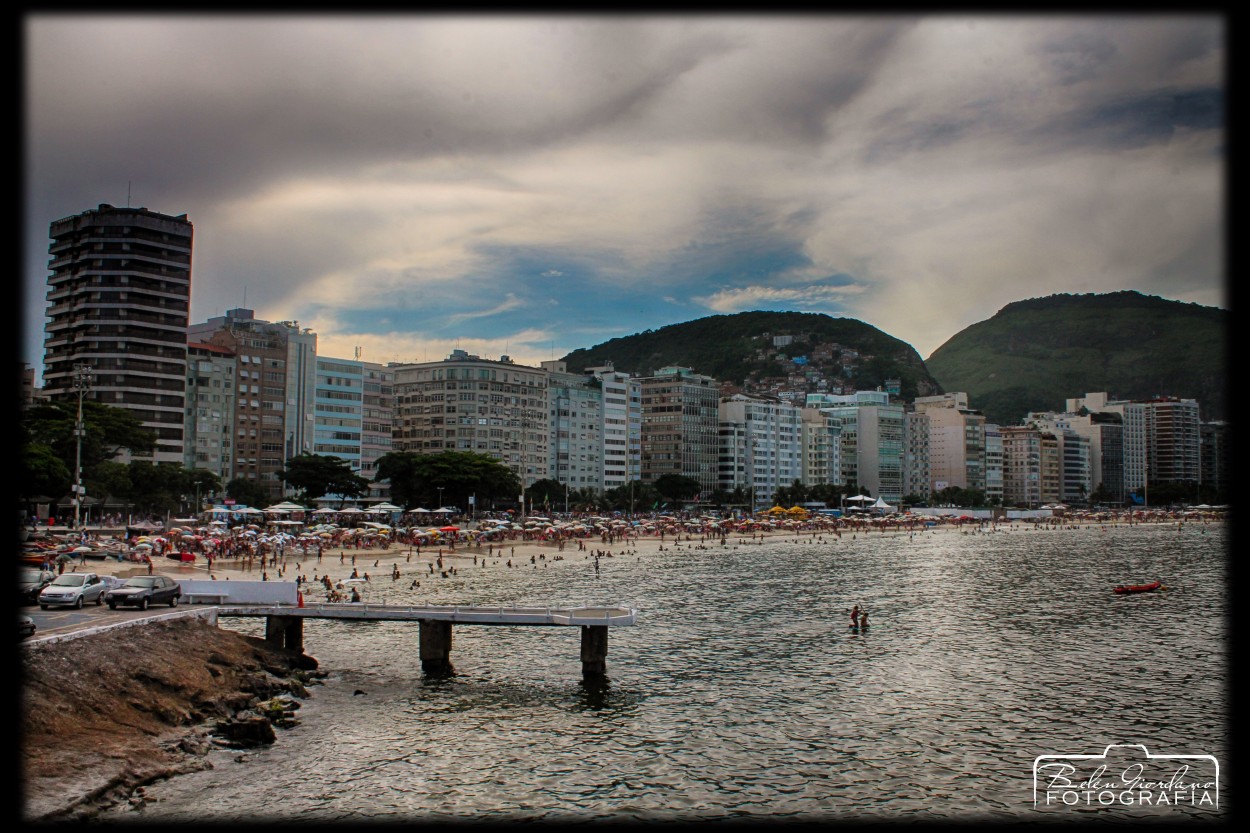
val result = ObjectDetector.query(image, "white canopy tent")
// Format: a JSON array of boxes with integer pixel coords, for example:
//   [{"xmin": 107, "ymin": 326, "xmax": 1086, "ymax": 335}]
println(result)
[{"xmin": 264, "ymin": 501, "xmax": 307, "ymax": 513}]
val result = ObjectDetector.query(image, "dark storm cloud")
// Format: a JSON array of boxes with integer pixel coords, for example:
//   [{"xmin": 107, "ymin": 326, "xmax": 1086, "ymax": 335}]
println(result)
[{"xmin": 23, "ymin": 15, "xmax": 1224, "ymax": 373}]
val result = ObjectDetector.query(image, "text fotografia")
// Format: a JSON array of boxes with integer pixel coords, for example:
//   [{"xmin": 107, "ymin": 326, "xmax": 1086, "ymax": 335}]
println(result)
[{"xmin": 1033, "ymin": 745, "xmax": 1218, "ymax": 809}]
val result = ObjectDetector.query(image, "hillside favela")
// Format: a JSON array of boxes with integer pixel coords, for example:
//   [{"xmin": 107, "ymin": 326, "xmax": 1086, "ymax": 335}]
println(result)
[{"xmin": 21, "ymin": 203, "xmax": 1228, "ymax": 822}]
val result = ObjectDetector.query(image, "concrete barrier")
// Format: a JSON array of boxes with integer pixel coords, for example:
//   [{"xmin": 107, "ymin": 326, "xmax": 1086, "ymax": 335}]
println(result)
[{"xmin": 178, "ymin": 579, "xmax": 299, "ymax": 605}]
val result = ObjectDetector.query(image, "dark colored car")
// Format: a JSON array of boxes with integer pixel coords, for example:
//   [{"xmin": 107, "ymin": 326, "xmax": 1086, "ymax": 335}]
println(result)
[
  {"xmin": 104, "ymin": 576, "xmax": 182, "ymax": 610},
  {"xmin": 19, "ymin": 568, "xmax": 57, "ymax": 606}
]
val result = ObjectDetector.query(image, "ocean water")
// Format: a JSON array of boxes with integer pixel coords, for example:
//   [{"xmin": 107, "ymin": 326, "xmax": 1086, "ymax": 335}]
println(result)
[{"xmin": 104, "ymin": 522, "xmax": 1228, "ymax": 822}]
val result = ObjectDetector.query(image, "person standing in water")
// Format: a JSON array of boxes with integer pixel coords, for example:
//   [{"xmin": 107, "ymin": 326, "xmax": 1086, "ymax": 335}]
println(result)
[
  {"xmin": 850, "ymin": 605, "xmax": 860, "ymax": 629},
  {"xmin": 859, "ymin": 609, "xmax": 870, "ymax": 629}
]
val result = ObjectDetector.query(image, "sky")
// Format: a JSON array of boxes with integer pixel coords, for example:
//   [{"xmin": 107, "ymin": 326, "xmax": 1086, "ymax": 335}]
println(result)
[{"xmin": 22, "ymin": 14, "xmax": 1225, "ymax": 384}]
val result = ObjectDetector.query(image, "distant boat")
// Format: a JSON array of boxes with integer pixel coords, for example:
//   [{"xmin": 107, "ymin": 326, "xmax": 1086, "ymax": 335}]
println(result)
[{"xmin": 1114, "ymin": 581, "xmax": 1162, "ymax": 595}]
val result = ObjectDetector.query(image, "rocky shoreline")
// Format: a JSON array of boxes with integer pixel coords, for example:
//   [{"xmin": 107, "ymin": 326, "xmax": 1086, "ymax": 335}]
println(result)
[{"xmin": 20, "ymin": 616, "xmax": 322, "ymax": 822}]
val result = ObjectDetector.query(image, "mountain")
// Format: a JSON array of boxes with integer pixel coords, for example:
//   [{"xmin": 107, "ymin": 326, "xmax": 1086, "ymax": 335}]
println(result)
[
  {"xmin": 924, "ymin": 291, "xmax": 1227, "ymax": 425},
  {"xmin": 560, "ymin": 310, "xmax": 942, "ymax": 402}
]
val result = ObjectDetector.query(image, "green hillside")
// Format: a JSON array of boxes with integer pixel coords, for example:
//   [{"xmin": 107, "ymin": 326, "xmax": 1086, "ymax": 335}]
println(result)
[
  {"xmin": 925, "ymin": 291, "xmax": 1227, "ymax": 425},
  {"xmin": 561, "ymin": 310, "xmax": 942, "ymax": 402}
]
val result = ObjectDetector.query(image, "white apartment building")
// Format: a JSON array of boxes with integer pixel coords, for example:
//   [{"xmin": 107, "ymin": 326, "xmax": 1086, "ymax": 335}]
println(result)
[
  {"xmin": 806, "ymin": 390, "xmax": 904, "ymax": 503},
  {"xmin": 542, "ymin": 361, "xmax": 604, "ymax": 495},
  {"xmin": 718, "ymin": 394, "xmax": 803, "ymax": 509},
  {"xmin": 588, "ymin": 365, "xmax": 642, "ymax": 490}
]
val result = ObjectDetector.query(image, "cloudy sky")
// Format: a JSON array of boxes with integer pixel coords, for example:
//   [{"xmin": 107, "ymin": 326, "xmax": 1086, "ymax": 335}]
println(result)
[{"xmin": 23, "ymin": 15, "xmax": 1225, "ymax": 382}]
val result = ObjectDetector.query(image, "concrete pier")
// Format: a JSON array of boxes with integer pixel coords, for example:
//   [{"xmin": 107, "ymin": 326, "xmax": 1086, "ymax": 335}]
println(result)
[
  {"xmin": 580, "ymin": 625, "xmax": 609, "ymax": 678},
  {"xmin": 419, "ymin": 619, "xmax": 454, "ymax": 674},
  {"xmin": 217, "ymin": 603, "xmax": 637, "ymax": 678},
  {"xmin": 264, "ymin": 615, "xmax": 304, "ymax": 652}
]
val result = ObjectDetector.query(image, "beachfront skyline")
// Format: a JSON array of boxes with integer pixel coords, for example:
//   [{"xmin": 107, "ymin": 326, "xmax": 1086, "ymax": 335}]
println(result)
[{"xmin": 23, "ymin": 15, "xmax": 1225, "ymax": 382}]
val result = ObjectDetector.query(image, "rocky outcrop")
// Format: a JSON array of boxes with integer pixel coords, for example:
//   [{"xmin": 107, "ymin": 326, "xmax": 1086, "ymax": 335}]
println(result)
[{"xmin": 20, "ymin": 616, "xmax": 323, "ymax": 822}]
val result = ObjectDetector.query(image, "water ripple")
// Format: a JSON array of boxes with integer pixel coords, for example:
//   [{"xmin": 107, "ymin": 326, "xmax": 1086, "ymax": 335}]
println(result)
[{"xmin": 107, "ymin": 524, "xmax": 1227, "ymax": 822}]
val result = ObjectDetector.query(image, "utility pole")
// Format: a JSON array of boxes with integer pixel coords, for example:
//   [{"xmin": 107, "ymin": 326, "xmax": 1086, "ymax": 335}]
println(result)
[{"xmin": 71, "ymin": 364, "xmax": 92, "ymax": 529}]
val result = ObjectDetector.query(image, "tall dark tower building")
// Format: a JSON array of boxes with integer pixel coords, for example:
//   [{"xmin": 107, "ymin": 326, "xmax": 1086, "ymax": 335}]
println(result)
[{"xmin": 42, "ymin": 204, "xmax": 193, "ymax": 464}]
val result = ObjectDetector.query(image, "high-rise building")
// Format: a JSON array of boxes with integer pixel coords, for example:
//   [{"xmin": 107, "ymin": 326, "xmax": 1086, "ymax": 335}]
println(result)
[
  {"xmin": 1069, "ymin": 392, "xmax": 1200, "ymax": 498},
  {"xmin": 806, "ymin": 390, "xmax": 904, "ymax": 503},
  {"xmin": 1000, "ymin": 426, "xmax": 1044, "ymax": 508},
  {"xmin": 542, "ymin": 361, "xmax": 604, "ymax": 498},
  {"xmin": 43, "ymin": 204, "xmax": 193, "ymax": 464},
  {"xmin": 913, "ymin": 394, "xmax": 986, "ymax": 495},
  {"xmin": 718, "ymin": 393, "xmax": 802, "ymax": 509},
  {"xmin": 184, "ymin": 341, "xmax": 237, "ymax": 489},
  {"xmin": 392, "ymin": 350, "xmax": 549, "ymax": 488},
  {"xmin": 360, "ymin": 362, "xmax": 395, "ymax": 500},
  {"xmin": 638, "ymin": 366, "xmax": 720, "ymax": 495},
  {"xmin": 1027, "ymin": 410, "xmax": 1120, "ymax": 505},
  {"xmin": 587, "ymin": 365, "xmax": 642, "ymax": 491},
  {"xmin": 187, "ymin": 309, "xmax": 317, "ymax": 501},
  {"xmin": 983, "ymin": 423, "xmax": 1004, "ymax": 506},
  {"xmin": 902, "ymin": 410, "xmax": 932, "ymax": 502},
  {"xmin": 1199, "ymin": 421, "xmax": 1228, "ymax": 501},
  {"xmin": 800, "ymin": 408, "xmax": 844, "ymax": 493}
]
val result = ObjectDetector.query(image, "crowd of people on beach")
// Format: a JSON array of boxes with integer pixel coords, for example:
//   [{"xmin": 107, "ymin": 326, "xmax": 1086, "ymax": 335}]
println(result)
[{"xmin": 23, "ymin": 505, "xmax": 1224, "ymax": 608}]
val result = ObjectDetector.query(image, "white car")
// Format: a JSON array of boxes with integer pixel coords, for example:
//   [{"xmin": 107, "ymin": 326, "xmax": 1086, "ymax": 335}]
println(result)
[{"xmin": 38, "ymin": 573, "xmax": 108, "ymax": 609}]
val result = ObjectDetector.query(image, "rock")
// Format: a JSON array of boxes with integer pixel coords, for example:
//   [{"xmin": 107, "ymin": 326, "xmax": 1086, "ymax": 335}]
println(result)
[{"xmin": 214, "ymin": 716, "xmax": 276, "ymax": 747}]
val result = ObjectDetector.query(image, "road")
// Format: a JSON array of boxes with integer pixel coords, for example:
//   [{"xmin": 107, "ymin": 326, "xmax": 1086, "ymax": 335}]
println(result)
[{"xmin": 19, "ymin": 598, "xmax": 191, "ymax": 639}]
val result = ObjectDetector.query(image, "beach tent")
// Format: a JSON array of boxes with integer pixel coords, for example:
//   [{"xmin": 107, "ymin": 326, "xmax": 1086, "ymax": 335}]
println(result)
[{"xmin": 264, "ymin": 502, "xmax": 307, "ymax": 513}]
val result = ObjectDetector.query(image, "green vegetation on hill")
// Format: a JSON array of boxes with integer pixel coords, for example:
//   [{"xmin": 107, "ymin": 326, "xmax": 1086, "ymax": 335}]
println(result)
[
  {"xmin": 560, "ymin": 310, "xmax": 941, "ymax": 401},
  {"xmin": 925, "ymin": 291, "xmax": 1227, "ymax": 425}
]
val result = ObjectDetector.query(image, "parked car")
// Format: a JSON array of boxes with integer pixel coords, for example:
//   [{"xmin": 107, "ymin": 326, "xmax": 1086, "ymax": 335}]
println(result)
[
  {"xmin": 19, "ymin": 614, "xmax": 36, "ymax": 639},
  {"xmin": 19, "ymin": 568, "xmax": 57, "ymax": 605},
  {"xmin": 104, "ymin": 575, "xmax": 182, "ymax": 610},
  {"xmin": 38, "ymin": 573, "xmax": 108, "ymax": 609}
]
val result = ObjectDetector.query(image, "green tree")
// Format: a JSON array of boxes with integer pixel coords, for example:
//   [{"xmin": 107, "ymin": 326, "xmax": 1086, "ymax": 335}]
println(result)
[
  {"xmin": 279, "ymin": 453, "xmax": 370, "ymax": 507},
  {"xmin": 773, "ymin": 479, "xmax": 810, "ymax": 507},
  {"xmin": 708, "ymin": 485, "xmax": 750, "ymax": 509},
  {"xmin": 375, "ymin": 451, "xmax": 521, "ymax": 511},
  {"xmin": 21, "ymin": 400, "xmax": 156, "ymax": 502},
  {"xmin": 653, "ymin": 474, "xmax": 701, "ymax": 504},
  {"xmin": 24, "ymin": 400, "xmax": 156, "ymax": 474},
  {"xmin": 602, "ymin": 480, "xmax": 660, "ymax": 514},
  {"xmin": 126, "ymin": 462, "xmax": 190, "ymax": 516},
  {"xmin": 19, "ymin": 440, "xmax": 71, "ymax": 501},
  {"xmin": 526, "ymin": 478, "xmax": 568, "ymax": 512},
  {"xmin": 568, "ymin": 487, "xmax": 605, "ymax": 512},
  {"xmin": 226, "ymin": 477, "xmax": 271, "ymax": 510}
]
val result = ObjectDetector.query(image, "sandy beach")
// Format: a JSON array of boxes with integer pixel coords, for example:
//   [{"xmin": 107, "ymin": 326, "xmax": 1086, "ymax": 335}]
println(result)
[{"xmin": 45, "ymin": 511, "xmax": 1217, "ymax": 595}]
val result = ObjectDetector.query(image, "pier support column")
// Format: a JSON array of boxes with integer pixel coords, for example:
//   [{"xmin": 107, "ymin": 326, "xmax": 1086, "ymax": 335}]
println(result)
[
  {"xmin": 580, "ymin": 625, "xmax": 609, "ymax": 678},
  {"xmin": 264, "ymin": 615, "xmax": 304, "ymax": 652},
  {"xmin": 419, "ymin": 620, "xmax": 454, "ymax": 674}
]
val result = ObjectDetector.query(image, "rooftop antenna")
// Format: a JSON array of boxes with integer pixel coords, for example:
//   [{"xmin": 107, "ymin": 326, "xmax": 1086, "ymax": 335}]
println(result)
[
  {"xmin": 354, "ymin": 346, "xmax": 362, "ymax": 360},
  {"xmin": 126, "ymin": 181, "xmax": 131, "ymax": 208}
]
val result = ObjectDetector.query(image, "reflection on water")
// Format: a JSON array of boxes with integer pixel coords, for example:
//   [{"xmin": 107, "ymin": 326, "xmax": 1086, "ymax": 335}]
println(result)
[{"xmin": 109, "ymin": 523, "xmax": 1227, "ymax": 822}]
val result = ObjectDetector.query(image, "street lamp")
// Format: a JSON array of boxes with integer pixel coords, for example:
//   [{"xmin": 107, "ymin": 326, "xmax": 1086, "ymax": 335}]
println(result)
[
  {"xmin": 437, "ymin": 486, "xmax": 444, "ymax": 509},
  {"xmin": 71, "ymin": 363, "xmax": 92, "ymax": 529}
]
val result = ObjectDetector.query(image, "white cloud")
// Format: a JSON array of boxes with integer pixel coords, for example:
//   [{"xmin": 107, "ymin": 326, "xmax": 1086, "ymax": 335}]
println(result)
[{"xmin": 697, "ymin": 283, "xmax": 867, "ymax": 314}]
